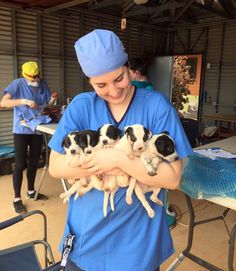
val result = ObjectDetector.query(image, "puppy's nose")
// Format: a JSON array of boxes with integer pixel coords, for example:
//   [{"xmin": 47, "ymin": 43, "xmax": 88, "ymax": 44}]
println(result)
[
  {"xmin": 86, "ymin": 150, "xmax": 92, "ymax": 154},
  {"xmin": 103, "ymin": 139, "xmax": 108, "ymax": 145},
  {"xmin": 70, "ymin": 149, "xmax": 76, "ymax": 154},
  {"xmin": 138, "ymin": 147, "xmax": 143, "ymax": 151}
]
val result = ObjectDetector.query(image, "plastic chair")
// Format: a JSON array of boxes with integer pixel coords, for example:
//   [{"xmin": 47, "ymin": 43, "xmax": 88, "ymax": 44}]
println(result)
[{"xmin": 0, "ymin": 210, "xmax": 63, "ymax": 271}]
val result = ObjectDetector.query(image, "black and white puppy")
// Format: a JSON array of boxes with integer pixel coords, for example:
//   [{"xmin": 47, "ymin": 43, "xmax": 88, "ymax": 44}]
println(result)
[
  {"xmin": 141, "ymin": 131, "xmax": 179, "ymax": 176},
  {"xmin": 62, "ymin": 130, "xmax": 100, "ymax": 164},
  {"xmin": 98, "ymin": 124, "xmax": 122, "ymax": 148},
  {"xmin": 126, "ymin": 132, "xmax": 179, "ymax": 218},
  {"xmin": 60, "ymin": 129, "xmax": 101, "ymax": 203},
  {"xmin": 124, "ymin": 124, "xmax": 152, "ymax": 158}
]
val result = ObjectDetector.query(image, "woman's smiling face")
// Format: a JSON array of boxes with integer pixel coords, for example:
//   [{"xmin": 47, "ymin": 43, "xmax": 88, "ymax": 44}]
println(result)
[{"xmin": 89, "ymin": 66, "xmax": 133, "ymax": 105}]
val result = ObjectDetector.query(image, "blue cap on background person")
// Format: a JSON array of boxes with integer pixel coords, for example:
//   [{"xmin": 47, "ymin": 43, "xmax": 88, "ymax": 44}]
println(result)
[{"xmin": 74, "ymin": 29, "xmax": 128, "ymax": 77}]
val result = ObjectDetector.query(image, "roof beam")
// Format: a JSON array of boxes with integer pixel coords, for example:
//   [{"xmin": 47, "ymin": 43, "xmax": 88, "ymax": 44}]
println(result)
[
  {"xmin": 89, "ymin": 0, "xmax": 120, "ymax": 10},
  {"xmin": 123, "ymin": 0, "xmax": 135, "ymax": 13},
  {"xmin": 44, "ymin": 0, "xmax": 90, "ymax": 13},
  {"xmin": 193, "ymin": 2, "xmax": 231, "ymax": 19},
  {"xmin": 172, "ymin": 0, "xmax": 195, "ymax": 23},
  {"xmin": 126, "ymin": 6, "xmax": 157, "ymax": 17},
  {"xmin": 218, "ymin": 0, "xmax": 235, "ymax": 19},
  {"xmin": 0, "ymin": 1, "xmax": 23, "ymax": 9},
  {"xmin": 151, "ymin": 2, "xmax": 185, "ymax": 19},
  {"xmin": 27, "ymin": 0, "xmax": 52, "ymax": 7}
]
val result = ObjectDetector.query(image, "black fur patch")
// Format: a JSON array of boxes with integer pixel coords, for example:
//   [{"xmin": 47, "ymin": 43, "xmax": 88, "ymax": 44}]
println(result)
[
  {"xmin": 76, "ymin": 130, "xmax": 99, "ymax": 151},
  {"xmin": 154, "ymin": 135, "xmax": 175, "ymax": 157},
  {"xmin": 106, "ymin": 125, "xmax": 122, "ymax": 140}
]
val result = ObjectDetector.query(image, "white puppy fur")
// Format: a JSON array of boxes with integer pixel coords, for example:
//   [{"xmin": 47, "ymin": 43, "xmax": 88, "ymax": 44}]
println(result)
[
  {"xmin": 126, "ymin": 132, "xmax": 179, "ymax": 218},
  {"xmin": 103, "ymin": 124, "xmax": 152, "ymax": 217},
  {"xmin": 60, "ymin": 130, "xmax": 102, "ymax": 203}
]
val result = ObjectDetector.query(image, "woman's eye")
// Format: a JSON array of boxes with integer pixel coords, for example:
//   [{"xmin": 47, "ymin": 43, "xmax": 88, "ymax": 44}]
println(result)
[
  {"xmin": 115, "ymin": 76, "xmax": 123, "ymax": 83},
  {"xmin": 97, "ymin": 84, "xmax": 106, "ymax": 89}
]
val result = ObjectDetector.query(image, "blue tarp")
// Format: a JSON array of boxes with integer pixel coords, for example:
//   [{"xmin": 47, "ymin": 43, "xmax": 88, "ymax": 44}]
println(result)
[
  {"xmin": 0, "ymin": 146, "xmax": 15, "ymax": 158},
  {"xmin": 180, "ymin": 153, "xmax": 236, "ymax": 199}
]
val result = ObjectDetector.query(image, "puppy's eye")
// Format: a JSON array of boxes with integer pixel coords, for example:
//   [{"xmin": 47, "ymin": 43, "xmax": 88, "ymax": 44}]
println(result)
[
  {"xmin": 143, "ymin": 134, "xmax": 149, "ymax": 142},
  {"xmin": 129, "ymin": 135, "xmax": 136, "ymax": 142}
]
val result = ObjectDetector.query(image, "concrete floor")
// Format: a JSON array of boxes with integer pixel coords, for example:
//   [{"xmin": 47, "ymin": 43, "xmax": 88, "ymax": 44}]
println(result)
[{"xmin": 0, "ymin": 168, "xmax": 235, "ymax": 270}]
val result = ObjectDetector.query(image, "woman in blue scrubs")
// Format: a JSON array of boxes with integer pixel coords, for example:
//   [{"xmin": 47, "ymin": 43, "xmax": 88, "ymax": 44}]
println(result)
[
  {"xmin": 0, "ymin": 61, "xmax": 58, "ymax": 213},
  {"xmin": 48, "ymin": 29, "xmax": 192, "ymax": 271}
]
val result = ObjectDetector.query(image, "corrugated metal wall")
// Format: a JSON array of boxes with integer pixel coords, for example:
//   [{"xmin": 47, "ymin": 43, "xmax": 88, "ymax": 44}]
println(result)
[
  {"xmin": 0, "ymin": 6, "xmax": 161, "ymax": 100},
  {"xmin": 0, "ymin": 6, "xmax": 162, "ymax": 146},
  {"xmin": 169, "ymin": 23, "xmax": 236, "ymax": 118}
]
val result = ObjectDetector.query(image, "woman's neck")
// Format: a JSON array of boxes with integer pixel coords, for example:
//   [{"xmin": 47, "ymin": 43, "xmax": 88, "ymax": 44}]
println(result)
[{"xmin": 108, "ymin": 85, "xmax": 135, "ymax": 122}]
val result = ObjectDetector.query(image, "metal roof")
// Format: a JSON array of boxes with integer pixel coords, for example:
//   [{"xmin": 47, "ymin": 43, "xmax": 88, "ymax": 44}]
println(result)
[{"xmin": 0, "ymin": 0, "xmax": 236, "ymax": 28}]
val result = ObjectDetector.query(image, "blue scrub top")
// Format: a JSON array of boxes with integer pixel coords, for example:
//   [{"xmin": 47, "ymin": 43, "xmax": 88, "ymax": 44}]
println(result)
[
  {"xmin": 49, "ymin": 88, "xmax": 193, "ymax": 271},
  {"xmin": 3, "ymin": 78, "xmax": 52, "ymax": 134}
]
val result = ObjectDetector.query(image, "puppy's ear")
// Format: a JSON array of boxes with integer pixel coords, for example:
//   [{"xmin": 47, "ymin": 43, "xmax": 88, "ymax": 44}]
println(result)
[
  {"xmin": 91, "ymin": 130, "xmax": 100, "ymax": 146},
  {"xmin": 62, "ymin": 135, "xmax": 71, "ymax": 148},
  {"xmin": 162, "ymin": 131, "xmax": 169, "ymax": 135},
  {"xmin": 114, "ymin": 126, "xmax": 122, "ymax": 139},
  {"xmin": 124, "ymin": 126, "xmax": 129, "ymax": 132},
  {"xmin": 124, "ymin": 126, "xmax": 132, "ymax": 135},
  {"xmin": 144, "ymin": 127, "xmax": 152, "ymax": 139}
]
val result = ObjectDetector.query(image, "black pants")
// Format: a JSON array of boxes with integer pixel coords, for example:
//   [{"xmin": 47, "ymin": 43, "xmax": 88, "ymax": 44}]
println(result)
[{"xmin": 13, "ymin": 133, "xmax": 43, "ymax": 198}]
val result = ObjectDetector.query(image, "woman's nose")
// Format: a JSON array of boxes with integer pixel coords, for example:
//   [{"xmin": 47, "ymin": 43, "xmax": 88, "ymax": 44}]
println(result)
[{"xmin": 109, "ymin": 84, "xmax": 119, "ymax": 96}]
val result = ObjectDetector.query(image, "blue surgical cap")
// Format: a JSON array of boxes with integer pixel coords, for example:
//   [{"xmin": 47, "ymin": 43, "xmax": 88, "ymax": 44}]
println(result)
[{"xmin": 74, "ymin": 29, "xmax": 128, "ymax": 77}]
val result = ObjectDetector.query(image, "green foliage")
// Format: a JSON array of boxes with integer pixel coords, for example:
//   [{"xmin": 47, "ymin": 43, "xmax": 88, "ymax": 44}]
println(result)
[{"xmin": 172, "ymin": 56, "xmax": 194, "ymax": 112}]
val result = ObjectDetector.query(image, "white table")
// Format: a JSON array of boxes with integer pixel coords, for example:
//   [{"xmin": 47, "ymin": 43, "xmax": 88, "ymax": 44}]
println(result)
[
  {"xmin": 36, "ymin": 123, "xmax": 58, "ymax": 135},
  {"xmin": 34, "ymin": 123, "xmax": 68, "ymax": 199},
  {"xmin": 197, "ymin": 136, "xmax": 236, "ymax": 211},
  {"xmin": 167, "ymin": 136, "xmax": 236, "ymax": 271}
]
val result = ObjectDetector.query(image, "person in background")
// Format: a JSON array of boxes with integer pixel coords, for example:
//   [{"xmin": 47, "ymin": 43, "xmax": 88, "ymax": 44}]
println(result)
[
  {"xmin": 0, "ymin": 61, "xmax": 58, "ymax": 214},
  {"xmin": 48, "ymin": 29, "xmax": 192, "ymax": 271},
  {"xmin": 128, "ymin": 56, "xmax": 154, "ymax": 90}
]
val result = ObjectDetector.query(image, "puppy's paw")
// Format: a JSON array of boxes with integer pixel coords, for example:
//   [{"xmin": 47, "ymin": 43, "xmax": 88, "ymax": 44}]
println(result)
[
  {"xmin": 126, "ymin": 195, "xmax": 133, "ymax": 205},
  {"xmin": 63, "ymin": 197, "xmax": 70, "ymax": 204},
  {"xmin": 74, "ymin": 191, "xmax": 83, "ymax": 200},
  {"xmin": 60, "ymin": 192, "xmax": 66, "ymax": 199},
  {"xmin": 148, "ymin": 209, "xmax": 155, "ymax": 218},
  {"xmin": 97, "ymin": 174, "xmax": 103, "ymax": 181},
  {"xmin": 148, "ymin": 170, "xmax": 157, "ymax": 176},
  {"xmin": 127, "ymin": 153, "xmax": 134, "ymax": 160},
  {"xmin": 152, "ymin": 165, "xmax": 158, "ymax": 171},
  {"xmin": 103, "ymin": 187, "xmax": 111, "ymax": 192},
  {"xmin": 150, "ymin": 196, "xmax": 163, "ymax": 206}
]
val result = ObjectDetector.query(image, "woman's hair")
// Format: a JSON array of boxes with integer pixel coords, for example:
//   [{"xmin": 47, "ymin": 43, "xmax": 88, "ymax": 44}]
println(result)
[{"xmin": 128, "ymin": 57, "xmax": 148, "ymax": 76}]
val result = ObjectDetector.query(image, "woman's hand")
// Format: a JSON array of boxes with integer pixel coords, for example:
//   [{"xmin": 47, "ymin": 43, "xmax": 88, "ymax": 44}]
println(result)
[
  {"xmin": 21, "ymin": 99, "xmax": 38, "ymax": 108},
  {"xmin": 102, "ymin": 168, "xmax": 124, "ymax": 176},
  {"xmin": 81, "ymin": 148, "xmax": 124, "ymax": 175}
]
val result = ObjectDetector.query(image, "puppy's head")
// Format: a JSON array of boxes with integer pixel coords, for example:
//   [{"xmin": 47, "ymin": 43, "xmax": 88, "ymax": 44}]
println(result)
[
  {"xmin": 76, "ymin": 129, "xmax": 100, "ymax": 154},
  {"xmin": 124, "ymin": 124, "xmax": 152, "ymax": 152},
  {"xmin": 151, "ymin": 131, "xmax": 179, "ymax": 162},
  {"xmin": 62, "ymin": 131, "xmax": 82, "ymax": 156},
  {"xmin": 98, "ymin": 124, "xmax": 122, "ymax": 147}
]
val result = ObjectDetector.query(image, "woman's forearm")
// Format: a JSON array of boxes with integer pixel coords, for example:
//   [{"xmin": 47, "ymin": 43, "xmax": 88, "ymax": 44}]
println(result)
[
  {"xmin": 117, "ymin": 154, "xmax": 182, "ymax": 190},
  {"xmin": 82, "ymin": 148, "xmax": 183, "ymax": 190},
  {"xmin": 0, "ymin": 98, "xmax": 23, "ymax": 108},
  {"xmin": 48, "ymin": 150, "xmax": 92, "ymax": 180}
]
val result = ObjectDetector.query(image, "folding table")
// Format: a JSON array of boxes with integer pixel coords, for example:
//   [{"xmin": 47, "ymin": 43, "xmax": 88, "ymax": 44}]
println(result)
[{"xmin": 166, "ymin": 136, "xmax": 236, "ymax": 271}]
